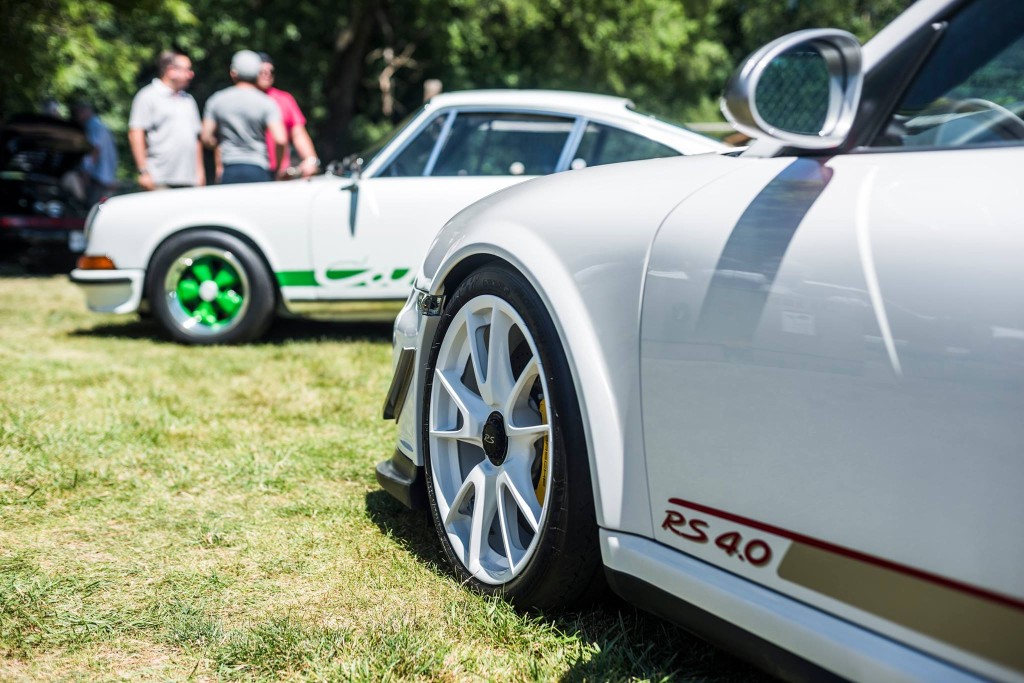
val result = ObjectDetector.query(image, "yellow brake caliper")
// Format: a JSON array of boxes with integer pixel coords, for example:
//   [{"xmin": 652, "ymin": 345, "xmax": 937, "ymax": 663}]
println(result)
[{"xmin": 535, "ymin": 399, "xmax": 550, "ymax": 504}]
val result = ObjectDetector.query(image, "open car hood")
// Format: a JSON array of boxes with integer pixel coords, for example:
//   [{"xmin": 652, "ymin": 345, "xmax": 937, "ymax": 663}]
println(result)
[{"xmin": 1, "ymin": 114, "xmax": 91, "ymax": 178}]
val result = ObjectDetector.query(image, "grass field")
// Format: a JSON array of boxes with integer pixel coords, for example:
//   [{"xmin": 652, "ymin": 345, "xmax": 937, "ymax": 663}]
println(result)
[{"xmin": 0, "ymin": 272, "xmax": 766, "ymax": 682}]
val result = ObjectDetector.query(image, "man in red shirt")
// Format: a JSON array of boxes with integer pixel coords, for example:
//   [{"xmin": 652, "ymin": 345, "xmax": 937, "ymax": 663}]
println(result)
[{"xmin": 256, "ymin": 52, "xmax": 320, "ymax": 179}]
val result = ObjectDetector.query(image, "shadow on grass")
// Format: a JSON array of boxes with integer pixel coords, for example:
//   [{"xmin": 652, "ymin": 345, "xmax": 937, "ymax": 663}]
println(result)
[
  {"xmin": 261, "ymin": 318, "xmax": 393, "ymax": 344},
  {"xmin": 69, "ymin": 317, "xmax": 166, "ymax": 341},
  {"xmin": 364, "ymin": 489, "xmax": 447, "ymax": 570},
  {"xmin": 69, "ymin": 316, "xmax": 393, "ymax": 345},
  {"xmin": 365, "ymin": 490, "xmax": 771, "ymax": 682},
  {"xmin": 0, "ymin": 257, "xmax": 75, "ymax": 277},
  {"xmin": 555, "ymin": 601, "xmax": 772, "ymax": 683}
]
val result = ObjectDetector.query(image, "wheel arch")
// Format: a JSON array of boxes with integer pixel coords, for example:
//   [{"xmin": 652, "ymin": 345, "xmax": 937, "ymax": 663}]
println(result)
[
  {"xmin": 430, "ymin": 245, "xmax": 648, "ymax": 535},
  {"xmin": 143, "ymin": 224, "xmax": 282, "ymax": 308}
]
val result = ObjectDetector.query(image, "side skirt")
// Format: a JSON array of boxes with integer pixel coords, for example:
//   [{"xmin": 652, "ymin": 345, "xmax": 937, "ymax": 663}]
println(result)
[
  {"xmin": 601, "ymin": 530, "xmax": 985, "ymax": 683},
  {"xmin": 605, "ymin": 568, "xmax": 842, "ymax": 683}
]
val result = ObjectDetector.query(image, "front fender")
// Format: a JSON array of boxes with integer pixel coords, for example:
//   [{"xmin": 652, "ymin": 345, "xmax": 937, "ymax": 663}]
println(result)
[
  {"xmin": 419, "ymin": 154, "xmax": 742, "ymax": 536},
  {"xmin": 84, "ymin": 180, "xmax": 330, "ymax": 277}
]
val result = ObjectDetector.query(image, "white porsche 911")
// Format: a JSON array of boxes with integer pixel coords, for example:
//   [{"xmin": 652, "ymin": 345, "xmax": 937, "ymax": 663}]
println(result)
[
  {"xmin": 69, "ymin": 90, "xmax": 723, "ymax": 344},
  {"xmin": 379, "ymin": 0, "xmax": 1024, "ymax": 681}
]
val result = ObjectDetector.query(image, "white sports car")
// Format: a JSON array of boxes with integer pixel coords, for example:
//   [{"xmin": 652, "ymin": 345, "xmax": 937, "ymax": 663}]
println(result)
[
  {"xmin": 379, "ymin": 1, "xmax": 1024, "ymax": 681},
  {"xmin": 69, "ymin": 90, "xmax": 724, "ymax": 343}
]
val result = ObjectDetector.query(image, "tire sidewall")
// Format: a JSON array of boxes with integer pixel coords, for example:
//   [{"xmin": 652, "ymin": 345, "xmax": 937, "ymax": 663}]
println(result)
[{"xmin": 147, "ymin": 230, "xmax": 275, "ymax": 345}]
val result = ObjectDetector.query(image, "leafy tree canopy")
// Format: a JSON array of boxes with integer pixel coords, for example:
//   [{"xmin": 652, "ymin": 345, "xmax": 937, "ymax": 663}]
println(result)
[{"xmin": 0, "ymin": 0, "xmax": 911, "ymax": 175}]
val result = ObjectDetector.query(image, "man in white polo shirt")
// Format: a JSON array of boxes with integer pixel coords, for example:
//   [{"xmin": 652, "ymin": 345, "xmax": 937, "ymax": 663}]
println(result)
[{"xmin": 128, "ymin": 50, "xmax": 206, "ymax": 190}]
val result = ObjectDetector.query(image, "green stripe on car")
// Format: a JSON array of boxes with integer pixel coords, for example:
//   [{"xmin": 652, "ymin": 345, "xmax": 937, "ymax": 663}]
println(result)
[{"xmin": 276, "ymin": 270, "xmax": 318, "ymax": 287}]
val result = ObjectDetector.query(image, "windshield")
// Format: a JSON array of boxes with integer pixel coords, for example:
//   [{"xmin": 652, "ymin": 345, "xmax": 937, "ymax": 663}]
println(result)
[{"xmin": 335, "ymin": 106, "xmax": 426, "ymax": 176}]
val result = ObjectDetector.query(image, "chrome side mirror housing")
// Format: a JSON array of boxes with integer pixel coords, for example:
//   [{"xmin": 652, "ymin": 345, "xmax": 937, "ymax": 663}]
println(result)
[{"xmin": 721, "ymin": 29, "xmax": 864, "ymax": 150}]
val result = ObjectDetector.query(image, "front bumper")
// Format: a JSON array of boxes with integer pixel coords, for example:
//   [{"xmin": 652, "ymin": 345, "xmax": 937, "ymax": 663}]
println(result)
[
  {"xmin": 376, "ymin": 287, "xmax": 442, "ymax": 509},
  {"xmin": 69, "ymin": 268, "xmax": 145, "ymax": 314},
  {"xmin": 375, "ymin": 449, "xmax": 427, "ymax": 510}
]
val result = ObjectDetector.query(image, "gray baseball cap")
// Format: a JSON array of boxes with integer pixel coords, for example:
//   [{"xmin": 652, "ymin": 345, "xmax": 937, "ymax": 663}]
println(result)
[{"xmin": 230, "ymin": 50, "xmax": 262, "ymax": 81}]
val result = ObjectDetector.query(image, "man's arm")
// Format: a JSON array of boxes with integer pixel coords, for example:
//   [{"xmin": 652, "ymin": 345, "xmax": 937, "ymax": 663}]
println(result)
[
  {"xmin": 213, "ymin": 147, "xmax": 223, "ymax": 184},
  {"xmin": 200, "ymin": 118, "xmax": 219, "ymax": 149},
  {"xmin": 267, "ymin": 120, "xmax": 288, "ymax": 178},
  {"xmin": 291, "ymin": 124, "xmax": 319, "ymax": 178},
  {"xmin": 128, "ymin": 128, "xmax": 155, "ymax": 190},
  {"xmin": 195, "ymin": 140, "xmax": 206, "ymax": 186}
]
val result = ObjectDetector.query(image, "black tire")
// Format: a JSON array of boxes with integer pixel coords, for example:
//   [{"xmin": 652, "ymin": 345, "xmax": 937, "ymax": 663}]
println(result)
[
  {"xmin": 422, "ymin": 263, "xmax": 604, "ymax": 610},
  {"xmin": 147, "ymin": 230, "xmax": 275, "ymax": 345}
]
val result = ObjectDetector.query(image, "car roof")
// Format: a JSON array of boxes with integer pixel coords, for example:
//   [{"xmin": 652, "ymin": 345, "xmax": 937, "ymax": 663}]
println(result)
[
  {"xmin": 426, "ymin": 90, "xmax": 639, "ymax": 117},
  {"xmin": 419, "ymin": 89, "xmax": 727, "ymax": 152}
]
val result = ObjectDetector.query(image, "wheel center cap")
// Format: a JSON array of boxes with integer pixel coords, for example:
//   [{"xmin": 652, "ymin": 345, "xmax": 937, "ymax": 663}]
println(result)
[
  {"xmin": 482, "ymin": 411, "xmax": 509, "ymax": 466},
  {"xmin": 198, "ymin": 280, "xmax": 220, "ymax": 302}
]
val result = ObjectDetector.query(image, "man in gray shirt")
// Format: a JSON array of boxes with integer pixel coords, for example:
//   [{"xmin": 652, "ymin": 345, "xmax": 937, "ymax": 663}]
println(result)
[
  {"xmin": 201, "ymin": 50, "xmax": 287, "ymax": 184},
  {"xmin": 128, "ymin": 50, "xmax": 205, "ymax": 190}
]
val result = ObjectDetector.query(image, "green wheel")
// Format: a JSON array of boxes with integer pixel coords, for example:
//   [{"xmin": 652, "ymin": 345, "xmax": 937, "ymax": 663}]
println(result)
[{"xmin": 148, "ymin": 230, "xmax": 275, "ymax": 344}]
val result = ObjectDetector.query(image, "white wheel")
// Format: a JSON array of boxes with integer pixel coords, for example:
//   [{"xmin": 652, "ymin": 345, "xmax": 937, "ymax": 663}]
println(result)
[
  {"xmin": 423, "ymin": 264, "xmax": 603, "ymax": 609},
  {"xmin": 429, "ymin": 293, "xmax": 552, "ymax": 584}
]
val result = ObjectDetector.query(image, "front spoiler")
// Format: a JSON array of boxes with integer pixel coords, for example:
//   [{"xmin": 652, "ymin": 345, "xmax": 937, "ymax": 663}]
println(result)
[
  {"xmin": 375, "ymin": 448, "xmax": 427, "ymax": 510},
  {"xmin": 69, "ymin": 268, "xmax": 145, "ymax": 314}
]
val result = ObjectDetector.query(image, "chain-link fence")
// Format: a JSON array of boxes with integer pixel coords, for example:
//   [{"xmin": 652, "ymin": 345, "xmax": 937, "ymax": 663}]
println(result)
[{"xmin": 754, "ymin": 51, "xmax": 830, "ymax": 135}]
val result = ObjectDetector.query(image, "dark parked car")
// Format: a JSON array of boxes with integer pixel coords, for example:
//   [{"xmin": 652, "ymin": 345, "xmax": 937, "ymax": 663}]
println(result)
[{"xmin": 1, "ymin": 114, "xmax": 92, "ymax": 267}]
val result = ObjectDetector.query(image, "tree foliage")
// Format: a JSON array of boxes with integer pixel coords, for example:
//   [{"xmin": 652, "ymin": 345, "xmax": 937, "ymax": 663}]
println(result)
[{"xmin": 0, "ymin": 0, "xmax": 913, "ymax": 173}]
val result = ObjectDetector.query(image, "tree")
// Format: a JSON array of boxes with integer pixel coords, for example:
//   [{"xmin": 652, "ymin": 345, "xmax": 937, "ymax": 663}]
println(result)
[
  {"xmin": 1, "ymin": 0, "xmax": 918, "ymax": 178},
  {"xmin": 0, "ymin": 0, "xmax": 197, "ymax": 123},
  {"xmin": 716, "ymin": 0, "xmax": 912, "ymax": 62}
]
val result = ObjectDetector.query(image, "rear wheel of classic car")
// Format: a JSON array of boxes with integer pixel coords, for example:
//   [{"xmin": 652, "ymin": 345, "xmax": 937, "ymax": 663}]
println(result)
[
  {"xmin": 148, "ymin": 230, "xmax": 275, "ymax": 345},
  {"xmin": 423, "ymin": 264, "xmax": 603, "ymax": 610}
]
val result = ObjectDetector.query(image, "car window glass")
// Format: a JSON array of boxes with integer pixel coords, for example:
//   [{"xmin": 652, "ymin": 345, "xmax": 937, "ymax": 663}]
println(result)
[
  {"xmin": 872, "ymin": 0, "xmax": 1024, "ymax": 149},
  {"xmin": 379, "ymin": 114, "xmax": 446, "ymax": 177},
  {"xmin": 570, "ymin": 123, "xmax": 680, "ymax": 169},
  {"xmin": 430, "ymin": 112, "xmax": 574, "ymax": 176}
]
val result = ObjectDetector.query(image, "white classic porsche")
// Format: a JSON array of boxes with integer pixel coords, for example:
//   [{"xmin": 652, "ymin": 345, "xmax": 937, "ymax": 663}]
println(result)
[
  {"xmin": 379, "ymin": 1, "xmax": 1024, "ymax": 681},
  {"xmin": 69, "ymin": 90, "xmax": 723, "ymax": 343}
]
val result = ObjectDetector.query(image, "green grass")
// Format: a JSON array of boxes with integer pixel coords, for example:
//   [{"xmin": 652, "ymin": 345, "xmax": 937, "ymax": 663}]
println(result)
[{"xmin": 0, "ymin": 272, "xmax": 767, "ymax": 681}]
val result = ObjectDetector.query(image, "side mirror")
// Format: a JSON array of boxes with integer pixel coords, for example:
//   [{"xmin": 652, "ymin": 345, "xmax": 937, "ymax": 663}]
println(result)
[
  {"xmin": 333, "ymin": 153, "xmax": 364, "ymax": 179},
  {"xmin": 721, "ymin": 29, "xmax": 863, "ymax": 150}
]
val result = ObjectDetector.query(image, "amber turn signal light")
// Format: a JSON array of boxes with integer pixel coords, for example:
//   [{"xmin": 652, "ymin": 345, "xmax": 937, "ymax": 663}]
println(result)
[{"xmin": 76, "ymin": 255, "xmax": 117, "ymax": 270}]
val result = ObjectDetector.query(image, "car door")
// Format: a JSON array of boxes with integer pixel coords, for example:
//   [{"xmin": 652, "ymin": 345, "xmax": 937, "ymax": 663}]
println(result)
[
  {"xmin": 309, "ymin": 109, "xmax": 576, "ymax": 299},
  {"xmin": 639, "ymin": 6, "xmax": 1024, "ymax": 680}
]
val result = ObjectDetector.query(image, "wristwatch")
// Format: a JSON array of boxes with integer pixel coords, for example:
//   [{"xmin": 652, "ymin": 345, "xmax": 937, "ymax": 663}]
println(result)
[{"xmin": 302, "ymin": 157, "xmax": 320, "ymax": 167}]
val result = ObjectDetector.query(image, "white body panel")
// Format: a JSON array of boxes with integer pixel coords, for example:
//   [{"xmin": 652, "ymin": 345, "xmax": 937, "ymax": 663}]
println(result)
[
  {"xmin": 640, "ymin": 146, "xmax": 1024, "ymax": 681},
  {"xmin": 308, "ymin": 176, "xmax": 525, "ymax": 299},
  {"xmin": 643, "ymin": 147, "xmax": 1024, "ymax": 591},
  {"xmin": 82, "ymin": 180, "xmax": 323, "ymax": 273}
]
